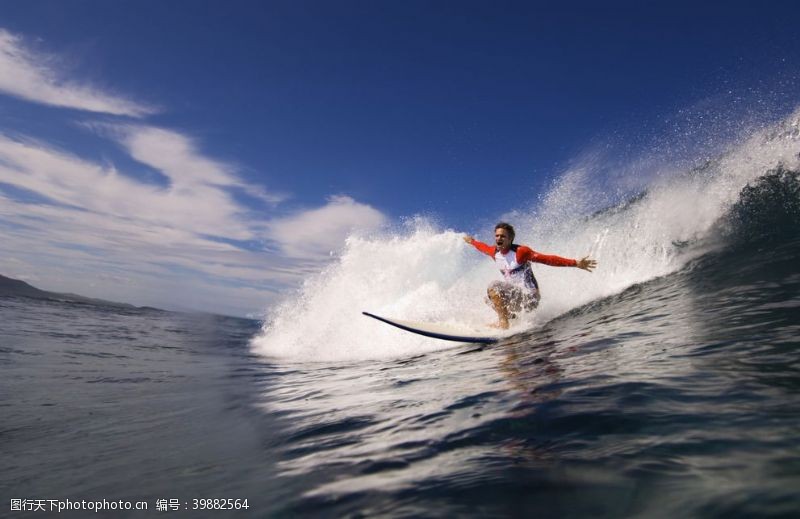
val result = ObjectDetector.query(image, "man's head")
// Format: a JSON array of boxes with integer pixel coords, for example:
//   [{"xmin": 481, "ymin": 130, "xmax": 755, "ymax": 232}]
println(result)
[{"xmin": 494, "ymin": 222, "xmax": 515, "ymax": 249}]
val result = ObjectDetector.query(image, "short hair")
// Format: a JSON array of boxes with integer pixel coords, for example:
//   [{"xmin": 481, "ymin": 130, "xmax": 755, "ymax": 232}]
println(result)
[{"xmin": 494, "ymin": 222, "xmax": 515, "ymax": 242}]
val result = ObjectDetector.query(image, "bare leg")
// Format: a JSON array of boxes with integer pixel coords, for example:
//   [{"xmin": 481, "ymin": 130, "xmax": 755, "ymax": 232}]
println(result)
[{"xmin": 487, "ymin": 287, "xmax": 510, "ymax": 329}]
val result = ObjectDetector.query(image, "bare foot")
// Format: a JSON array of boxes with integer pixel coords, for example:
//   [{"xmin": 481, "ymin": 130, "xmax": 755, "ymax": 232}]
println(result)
[{"xmin": 488, "ymin": 321, "xmax": 509, "ymax": 330}]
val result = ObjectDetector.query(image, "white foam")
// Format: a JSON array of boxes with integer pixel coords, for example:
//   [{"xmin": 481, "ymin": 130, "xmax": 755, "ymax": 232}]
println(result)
[{"xmin": 251, "ymin": 107, "xmax": 800, "ymax": 361}]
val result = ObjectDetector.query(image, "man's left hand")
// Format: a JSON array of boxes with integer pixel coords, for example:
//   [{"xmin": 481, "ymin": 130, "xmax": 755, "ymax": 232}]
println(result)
[{"xmin": 576, "ymin": 257, "xmax": 597, "ymax": 272}]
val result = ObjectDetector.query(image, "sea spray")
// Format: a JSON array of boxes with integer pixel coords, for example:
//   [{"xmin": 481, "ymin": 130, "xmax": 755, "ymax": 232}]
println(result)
[
  {"xmin": 252, "ymin": 222, "xmax": 503, "ymax": 360},
  {"xmin": 252, "ymin": 107, "xmax": 800, "ymax": 361}
]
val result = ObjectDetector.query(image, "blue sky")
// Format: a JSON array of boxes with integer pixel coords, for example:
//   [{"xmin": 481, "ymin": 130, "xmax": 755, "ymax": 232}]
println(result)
[{"xmin": 0, "ymin": 1, "xmax": 798, "ymax": 316}]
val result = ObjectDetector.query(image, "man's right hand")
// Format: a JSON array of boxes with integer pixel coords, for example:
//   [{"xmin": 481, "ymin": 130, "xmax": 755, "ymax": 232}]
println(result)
[{"xmin": 463, "ymin": 235, "xmax": 474, "ymax": 244}]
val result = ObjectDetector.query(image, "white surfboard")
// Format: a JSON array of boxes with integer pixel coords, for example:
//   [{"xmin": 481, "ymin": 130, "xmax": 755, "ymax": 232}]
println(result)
[{"xmin": 362, "ymin": 311, "xmax": 499, "ymax": 344}]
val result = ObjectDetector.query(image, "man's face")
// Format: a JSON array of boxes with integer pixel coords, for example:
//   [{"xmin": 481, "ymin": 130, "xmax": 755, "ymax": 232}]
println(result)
[{"xmin": 495, "ymin": 228, "xmax": 512, "ymax": 249}]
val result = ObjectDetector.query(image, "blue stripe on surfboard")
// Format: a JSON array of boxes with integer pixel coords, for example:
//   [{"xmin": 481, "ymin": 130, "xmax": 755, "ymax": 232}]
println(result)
[{"xmin": 362, "ymin": 311, "xmax": 498, "ymax": 344}]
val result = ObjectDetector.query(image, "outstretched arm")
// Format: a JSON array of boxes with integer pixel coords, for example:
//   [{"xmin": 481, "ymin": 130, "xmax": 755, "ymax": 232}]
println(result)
[
  {"xmin": 575, "ymin": 256, "xmax": 597, "ymax": 272},
  {"xmin": 463, "ymin": 235, "xmax": 495, "ymax": 257},
  {"xmin": 519, "ymin": 246, "xmax": 597, "ymax": 271}
]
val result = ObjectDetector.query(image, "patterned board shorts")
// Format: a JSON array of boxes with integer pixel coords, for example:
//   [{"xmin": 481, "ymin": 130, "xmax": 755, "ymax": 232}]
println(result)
[{"xmin": 486, "ymin": 280, "xmax": 540, "ymax": 317}]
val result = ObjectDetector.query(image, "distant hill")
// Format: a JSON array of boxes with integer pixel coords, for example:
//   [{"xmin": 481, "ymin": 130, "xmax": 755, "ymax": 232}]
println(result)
[{"xmin": 0, "ymin": 274, "xmax": 155, "ymax": 310}]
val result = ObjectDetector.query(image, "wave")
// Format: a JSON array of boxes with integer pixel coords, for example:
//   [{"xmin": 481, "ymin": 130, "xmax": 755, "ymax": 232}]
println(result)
[
  {"xmin": 718, "ymin": 166, "xmax": 800, "ymax": 245},
  {"xmin": 251, "ymin": 107, "xmax": 800, "ymax": 361}
]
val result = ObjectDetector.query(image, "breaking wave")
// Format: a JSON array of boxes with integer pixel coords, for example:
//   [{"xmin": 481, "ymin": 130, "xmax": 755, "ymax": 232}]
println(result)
[{"xmin": 252, "ymin": 106, "xmax": 800, "ymax": 361}]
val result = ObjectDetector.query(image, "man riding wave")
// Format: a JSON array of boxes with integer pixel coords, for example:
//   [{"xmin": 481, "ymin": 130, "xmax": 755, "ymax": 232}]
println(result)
[{"xmin": 464, "ymin": 222, "xmax": 596, "ymax": 329}]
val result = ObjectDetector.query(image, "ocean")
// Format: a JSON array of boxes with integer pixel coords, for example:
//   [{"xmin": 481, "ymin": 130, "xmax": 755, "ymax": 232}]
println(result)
[{"xmin": 3, "ymin": 110, "xmax": 800, "ymax": 517}]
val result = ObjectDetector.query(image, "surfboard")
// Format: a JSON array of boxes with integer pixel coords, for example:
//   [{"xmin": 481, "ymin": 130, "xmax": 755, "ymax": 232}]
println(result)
[{"xmin": 362, "ymin": 311, "xmax": 499, "ymax": 344}]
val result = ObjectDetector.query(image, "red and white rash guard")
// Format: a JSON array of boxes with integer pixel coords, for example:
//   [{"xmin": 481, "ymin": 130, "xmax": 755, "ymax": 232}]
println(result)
[{"xmin": 470, "ymin": 240, "xmax": 576, "ymax": 288}]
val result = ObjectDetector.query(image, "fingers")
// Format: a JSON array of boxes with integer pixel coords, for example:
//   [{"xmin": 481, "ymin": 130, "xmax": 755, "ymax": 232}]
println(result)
[
  {"xmin": 578, "ymin": 257, "xmax": 597, "ymax": 272},
  {"xmin": 463, "ymin": 235, "xmax": 474, "ymax": 244}
]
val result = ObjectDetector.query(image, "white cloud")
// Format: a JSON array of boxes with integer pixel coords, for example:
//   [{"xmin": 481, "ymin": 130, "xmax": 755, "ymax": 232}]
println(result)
[
  {"xmin": 266, "ymin": 195, "xmax": 388, "ymax": 258},
  {"xmin": 0, "ymin": 129, "xmax": 389, "ymax": 315},
  {"xmin": 0, "ymin": 29, "xmax": 154, "ymax": 116},
  {"xmin": 119, "ymin": 125, "xmax": 286, "ymax": 205},
  {"xmin": 0, "ymin": 132, "xmax": 249, "ymax": 239},
  {"xmin": 0, "ymin": 28, "xmax": 390, "ymax": 315},
  {"xmin": 0, "ymin": 187, "xmax": 297, "ymax": 316}
]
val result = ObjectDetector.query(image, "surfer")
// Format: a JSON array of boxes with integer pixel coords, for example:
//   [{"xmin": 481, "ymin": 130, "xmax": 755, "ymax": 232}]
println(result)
[{"xmin": 463, "ymin": 222, "xmax": 596, "ymax": 329}]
